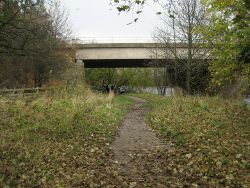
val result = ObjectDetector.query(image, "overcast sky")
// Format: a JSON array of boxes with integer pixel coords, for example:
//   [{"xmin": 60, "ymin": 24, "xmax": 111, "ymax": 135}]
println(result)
[{"xmin": 59, "ymin": 0, "xmax": 161, "ymax": 40}]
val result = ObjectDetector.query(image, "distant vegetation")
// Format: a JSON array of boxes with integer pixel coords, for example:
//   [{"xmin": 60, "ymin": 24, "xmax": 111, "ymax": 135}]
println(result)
[{"xmin": 85, "ymin": 68, "xmax": 155, "ymax": 91}]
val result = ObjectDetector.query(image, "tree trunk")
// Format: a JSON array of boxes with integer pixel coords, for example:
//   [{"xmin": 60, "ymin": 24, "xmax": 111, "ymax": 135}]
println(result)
[{"xmin": 186, "ymin": 4, "xmax": 193, "ymax": 94}]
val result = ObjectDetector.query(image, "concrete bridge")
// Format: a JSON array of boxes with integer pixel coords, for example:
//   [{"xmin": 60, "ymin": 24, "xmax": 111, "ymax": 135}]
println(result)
[{"xmin": 75, "ymin": 42, "xmax": 208, "ymax": 68}]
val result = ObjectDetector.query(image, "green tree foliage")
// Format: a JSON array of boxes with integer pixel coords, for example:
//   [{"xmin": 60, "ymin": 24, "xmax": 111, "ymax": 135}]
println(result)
[
  {"xmin": 85, "ymin": 68, "xmax": 154, "ymax": 91},
  {"xmin": 200, "ymin": 0, "xmax": 250, "ymax": 96}
]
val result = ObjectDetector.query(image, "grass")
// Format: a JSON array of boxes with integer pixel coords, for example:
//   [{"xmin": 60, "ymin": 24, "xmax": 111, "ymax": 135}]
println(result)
[
  {"xmin": 0, "ymin": 88, "xmax": 134, "ymax": 187},
  {"xmin": 1, "ymin": 89, "xmax": 249, "ymax": 187},
  {"xmin": 133, "ymin": 93, "xmax": 250, "ymax": 187}
]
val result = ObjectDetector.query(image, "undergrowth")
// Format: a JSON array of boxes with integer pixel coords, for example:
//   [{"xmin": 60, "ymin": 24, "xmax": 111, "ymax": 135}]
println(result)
[
  {"xmin": 0, "ymin": 86, "xmax": 134, "ymax": 187},
  {"xmin": 134, "ymin": 93, "xmax": 250, "ymax": 187}
]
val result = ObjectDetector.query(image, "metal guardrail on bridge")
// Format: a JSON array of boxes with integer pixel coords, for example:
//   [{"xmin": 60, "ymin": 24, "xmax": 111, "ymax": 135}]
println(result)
[{"xmin": 71, "ymin": 37, "xmax": 154, "ymax": 44}]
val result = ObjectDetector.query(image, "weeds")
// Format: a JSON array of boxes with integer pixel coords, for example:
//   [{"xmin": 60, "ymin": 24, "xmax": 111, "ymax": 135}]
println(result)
[
  {"xmin": 134, "ymin": 93, "xmax": 250, "ymax": 187},
  {"xmin": 0, "ymin": 86, "xmax": 133, "ymax": 187}
]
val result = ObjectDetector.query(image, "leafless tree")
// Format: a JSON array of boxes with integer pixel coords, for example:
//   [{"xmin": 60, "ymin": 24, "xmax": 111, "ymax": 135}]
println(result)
[
  {"xmin": 47, "ymin": 1, "xmax": 72, "ymax": 41},
  {"xmin": 149, "ymin": 46, "xmax": 171, "ymax": 96},
  {"xmin": 152, "ymin": 0, "xmax": 209, "ymax": 94}
]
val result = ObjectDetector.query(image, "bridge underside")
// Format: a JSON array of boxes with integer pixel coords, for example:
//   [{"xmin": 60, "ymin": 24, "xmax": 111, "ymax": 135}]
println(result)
[{"xmin": 83, "ymin": 59, "xmax": 184, "ymax": 68}]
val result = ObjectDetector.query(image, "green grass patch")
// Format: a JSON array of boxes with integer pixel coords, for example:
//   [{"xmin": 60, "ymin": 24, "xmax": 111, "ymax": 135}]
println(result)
[
  {"xmin": 0, "ymin": 92, "xmax": 134, "ymax": 187},
  {"xmin": 135, "ymin": 93, "xmax": 250, "ymax": 187},
  {"xmin": 113, "ymin": 94, "xmax": 135, "ymax": 107}
]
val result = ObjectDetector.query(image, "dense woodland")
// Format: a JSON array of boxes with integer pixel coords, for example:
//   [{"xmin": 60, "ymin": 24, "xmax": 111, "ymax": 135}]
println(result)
[{"xmin": 0, "ymin": 0, "xmax": 73, "ymax": 88}]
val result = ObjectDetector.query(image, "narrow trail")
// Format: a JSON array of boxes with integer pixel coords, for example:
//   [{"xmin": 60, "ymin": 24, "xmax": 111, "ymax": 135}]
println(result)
[{"xmin": 111, "ymin": 96, "xmax": 167, "ymax": 185}]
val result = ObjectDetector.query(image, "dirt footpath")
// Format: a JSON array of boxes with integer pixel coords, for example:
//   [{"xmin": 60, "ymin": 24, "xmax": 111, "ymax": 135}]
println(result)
[{"xmin": 111, "ymin": 96, "xmax": 167, "ymax": 186}]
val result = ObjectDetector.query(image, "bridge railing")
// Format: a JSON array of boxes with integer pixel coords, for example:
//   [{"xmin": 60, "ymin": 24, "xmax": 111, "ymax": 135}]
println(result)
[{"xmin": 72, "ymin": 37, "xmax": 154, "ymax": 44}]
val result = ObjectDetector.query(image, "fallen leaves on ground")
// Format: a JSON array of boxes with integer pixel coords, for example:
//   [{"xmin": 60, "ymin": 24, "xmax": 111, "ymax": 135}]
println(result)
[
  {"xmin": 140, "ymin": 94, "xmax": 250, "ymax": 187},
  {"xmin": 0, "ymin": 94, "xmax": 134, "ymax": 187}
]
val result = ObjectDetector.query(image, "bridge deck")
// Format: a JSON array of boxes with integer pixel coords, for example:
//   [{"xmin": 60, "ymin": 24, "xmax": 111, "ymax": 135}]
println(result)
[{"xmin": 75, "ymin": 42, "xmax": 209, "ymax": 68}]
